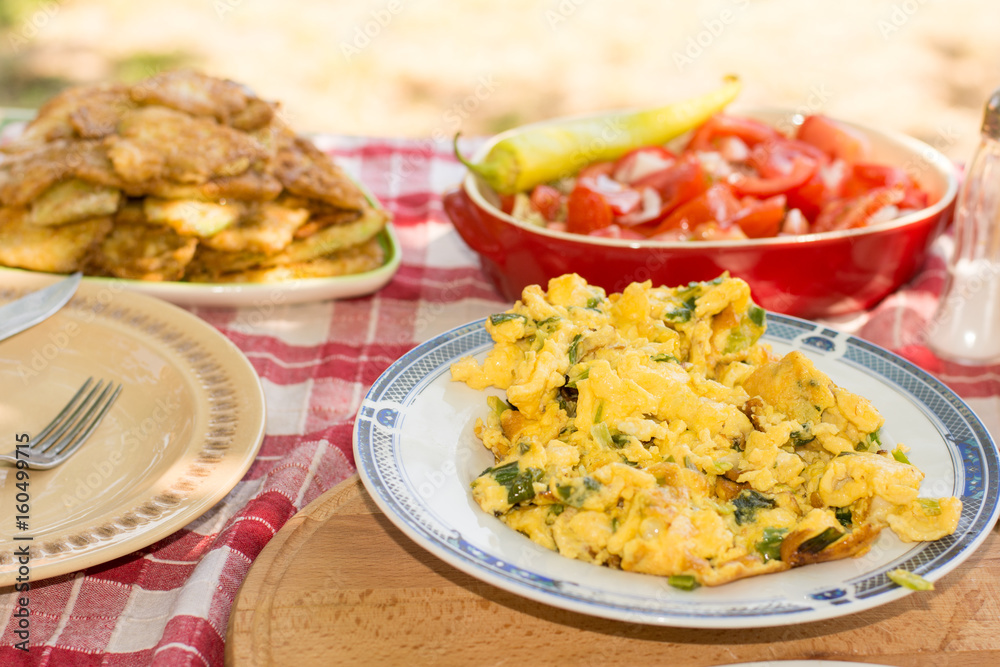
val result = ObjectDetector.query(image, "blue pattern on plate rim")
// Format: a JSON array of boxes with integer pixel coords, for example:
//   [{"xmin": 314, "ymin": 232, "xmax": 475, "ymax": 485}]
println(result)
[
  {"xmin": 802, "ymin": 335, "xmax": 836, "ymax": 353},
  {"xmin": 353, "ymin": 311, "xmax": 1000, "ymax": 625}
]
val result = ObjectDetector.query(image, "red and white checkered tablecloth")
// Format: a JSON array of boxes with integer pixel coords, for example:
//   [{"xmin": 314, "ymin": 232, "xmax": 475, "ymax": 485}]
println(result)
[{"xmin": 1, "ymin": 136, "xmax": 997, "ymax": 666}]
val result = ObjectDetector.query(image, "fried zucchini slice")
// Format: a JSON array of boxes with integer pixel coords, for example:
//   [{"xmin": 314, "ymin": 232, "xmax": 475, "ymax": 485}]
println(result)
[
  {"xmin": 143, "ymin": 197, "xmax": 243, "ymax": 237},
  {"xmin": 106, "ymin": 106, "xmax": 266, "ymax": 184},
  {"xmin": 199, "ymin": 201, "xmax": 309, "ymax": 254},
  {"xmin": 0, "ymin": 207, "xmax": 111, "ymax": 272},
  {"xmin": 187, "ymin": 235, "xmax": 385, "ymax": 283},
  {"xmin": 130, "ymin": 69, "xmax": 250, "ymax": 122},
  {"xmin": 230, "ymin": 97, "xmax": 277, "ymax": 132},
  {"xmin": 256, "ymin": 205, "xmax": 386, "ymax": 267},
  {"xmin": 90, "ymin": 222, "xmax": 198, "ymax": 281},
  {"xmin": 143, "ymin": 170, "xmax": 282, "ymax": 202},
  {"xmin": 28, "ymin": 178, "xmax": 122, "ymax": 226},
  {"xmin": 1, "ymin": 83, "xmax": 128, "ymax": 152},
  {"xmin": 68, "ymin": 85, "xmax": 135, "ymax": 138},
  {"xmin": 0, "ymin": 140, "xmax": 75, "ymax": 206},
  {"xmin": 192, "ymin": 204, "xmax": 385, "ymax": 273},
  {"xmin": 273, "ymin": 136, "xmax": 366, "ymax": 210}
]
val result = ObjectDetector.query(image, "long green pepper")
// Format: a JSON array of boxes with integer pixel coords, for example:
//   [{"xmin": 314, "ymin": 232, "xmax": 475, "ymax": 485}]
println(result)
[{"xmin": 455, "ymin": 75, "xmax": 742, "ymax": 195}]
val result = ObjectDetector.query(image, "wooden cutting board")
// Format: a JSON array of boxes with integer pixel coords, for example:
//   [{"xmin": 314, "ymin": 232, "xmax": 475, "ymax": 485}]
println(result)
[{"xmin": 225, "ymin": 475, "xmax": 1000, "ymax": 666}]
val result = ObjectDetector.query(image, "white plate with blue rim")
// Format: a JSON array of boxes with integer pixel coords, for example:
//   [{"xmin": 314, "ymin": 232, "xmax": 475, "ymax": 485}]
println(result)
[{"xmin": 352, "ymin": 312, "xmax": 1000, "ymax": 628}]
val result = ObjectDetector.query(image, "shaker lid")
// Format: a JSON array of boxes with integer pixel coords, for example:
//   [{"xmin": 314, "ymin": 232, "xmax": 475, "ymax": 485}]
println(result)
[{"xmin": 984, "ymin": 88, "xmax": 1000, "ymax": 139}]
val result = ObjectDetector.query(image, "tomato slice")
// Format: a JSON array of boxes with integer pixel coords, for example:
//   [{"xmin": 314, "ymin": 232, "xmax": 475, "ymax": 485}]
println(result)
[
  {"xmin": 842, "ymin": 163, "xmax": 928, "ymax": 209},
  {"xmin": 732, "ymin": 166, "xmax": 811, "ymax": 199},
  {"xmin": 530, "ymin": 184, "xmax": 563, "ymax": 221},
  {"xmin": 842, "ymin": 163, "xmax": 905, "ymax": 196},
  {"xmin": 796, "ymin": 115, "xmax": 870, "ymax": 164},
  {"xmin": 688, "ymin": 114, "xmax": 782, "ymax": 152},
  {"xmin": 566, "ymin": 184, "xmax": 614, "ymax": 234},
  {"xmin": 612, "ymin": 146, "xmax": 676, "ymax": 184},
  {"xmin": 651, "ymin": 183, "xmax": 741, "ymax": 234},
  {"xmin": 577, "ymin": 173, "xmax": 641, "ymax": 216},
  {"xmin": 900, "ymin": 186, "xmax": 929, "ymax": 210},
  {"xmin": 779, "ymin": 138, "xmax": 830, "ymax": 164},
  {"xmin": 813, "ymin": 186, "xmax": 905, "ymax": 232},
  {"xmin": 758, "ymin": 140, "xmax": 822, "ymax": 175},
  {"xmin": 731, "ymin": 195, "xmax": 786, "ymax": 238},
  {"xmin": 731, "ymin": 141, "xmax": 818, "ymax": 198},
  {"xmin": 498, "ymin": 193, "xmax": 516, "ymax": 214},
  {"xmin": 785, "ymin": 159, "xmax": 848, "ymax": 221},
  {"xmin": 632, "ymin": 155, "xmax": 712, "ymax": 216}
]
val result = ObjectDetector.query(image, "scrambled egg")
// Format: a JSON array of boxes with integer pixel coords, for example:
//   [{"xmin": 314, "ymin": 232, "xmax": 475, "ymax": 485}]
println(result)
[{"xmin": 450, "ymin": 274, "xmax": 961, "ymax": 588}]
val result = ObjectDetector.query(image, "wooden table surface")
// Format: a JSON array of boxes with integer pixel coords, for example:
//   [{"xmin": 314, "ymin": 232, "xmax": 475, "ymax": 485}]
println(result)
[{"xmin": 226, "ymin": 475, "xmax": 1000, "ymax": 666}]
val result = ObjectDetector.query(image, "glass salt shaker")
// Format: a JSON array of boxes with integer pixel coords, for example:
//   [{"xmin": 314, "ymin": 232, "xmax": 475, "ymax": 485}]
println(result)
[{"xmin": 927, "ymin": 88, "xmax": 1000, "ymax": 364}]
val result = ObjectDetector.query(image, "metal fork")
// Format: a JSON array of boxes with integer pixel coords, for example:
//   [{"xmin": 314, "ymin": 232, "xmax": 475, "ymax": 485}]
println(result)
[{"xmin": 0, "ymin": 378, "xmax": 123, "ymax": 470}]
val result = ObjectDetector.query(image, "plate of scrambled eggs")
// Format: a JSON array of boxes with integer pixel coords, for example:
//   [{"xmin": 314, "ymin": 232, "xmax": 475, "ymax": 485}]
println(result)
[{"xmin": 354, "ymin": 274, "xmax": 999, "ymax": 627}]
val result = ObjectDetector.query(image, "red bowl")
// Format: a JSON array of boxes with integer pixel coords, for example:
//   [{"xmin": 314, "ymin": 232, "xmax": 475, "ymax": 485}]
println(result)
[{"xmin": 444, "ymin": 110, "xmax": 958, "ymax": 319}]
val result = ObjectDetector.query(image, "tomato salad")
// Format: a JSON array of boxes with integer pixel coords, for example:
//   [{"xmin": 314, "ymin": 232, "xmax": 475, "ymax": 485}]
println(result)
[{"xmin": 502, "ymin": 114, "xmax": 931, "ymax": 241}]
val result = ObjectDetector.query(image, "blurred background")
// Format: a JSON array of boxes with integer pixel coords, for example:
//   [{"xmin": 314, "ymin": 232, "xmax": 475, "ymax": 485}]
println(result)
[{"xmin": 0, "ymin": 0, "xmax": 997, "ymax": 162}]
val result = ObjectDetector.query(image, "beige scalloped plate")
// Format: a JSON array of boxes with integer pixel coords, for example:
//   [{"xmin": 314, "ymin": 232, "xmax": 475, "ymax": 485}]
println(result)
[{"xmin": 0, "ymin": 273, "xmax": 266, "ymax": 585}]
